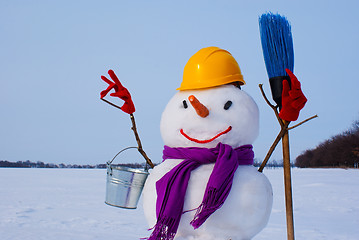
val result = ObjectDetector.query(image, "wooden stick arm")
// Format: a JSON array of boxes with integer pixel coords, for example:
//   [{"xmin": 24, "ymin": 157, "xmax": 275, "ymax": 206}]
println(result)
[
  {"xmin": 101, "ymin": 98, "xmax": 155, "ymax": 168},
  {"xmin": 259, "ymin": 84, "xmax": 284, "ymax": 127},
  {"xmin": 288, "ymin": 115, "xmax": 318, "ymax": 130},
  {"xmin": 258, "ymin": 84, "xmax": 317, "ymax": 172},
  {"xmin": 258, "ymin": 121, "xmax": 290, "ymax": 172},
  {"xmin": 130, "ymin": 114, "xmax": 155, "ymax": 168}
]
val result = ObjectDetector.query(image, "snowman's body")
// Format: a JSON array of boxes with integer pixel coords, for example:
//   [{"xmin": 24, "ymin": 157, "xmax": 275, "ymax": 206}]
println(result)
[{"xmin": 143, "ymin": 85, "xmax": 273, "ymax": 240}]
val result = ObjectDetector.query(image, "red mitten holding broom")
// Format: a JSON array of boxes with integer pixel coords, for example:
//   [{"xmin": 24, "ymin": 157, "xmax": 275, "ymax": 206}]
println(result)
[{"xmin": 279, "ymin": 69, "xmax": 307, "ymax": 121}]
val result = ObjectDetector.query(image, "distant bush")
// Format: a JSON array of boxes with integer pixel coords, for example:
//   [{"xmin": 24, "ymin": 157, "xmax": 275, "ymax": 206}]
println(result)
[{"xmin": 295, "ymin": 120, "xmax": 359, "ymax": 168}]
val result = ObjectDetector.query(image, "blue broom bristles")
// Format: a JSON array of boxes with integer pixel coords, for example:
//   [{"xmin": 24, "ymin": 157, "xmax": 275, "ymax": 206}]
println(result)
[{"xmin": 259, "ymin": 13, "xmax": 294, "ymax": 78}]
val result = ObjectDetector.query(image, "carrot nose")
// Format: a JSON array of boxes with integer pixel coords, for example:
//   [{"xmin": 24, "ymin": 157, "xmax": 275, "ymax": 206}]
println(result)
[{"xmin": 188, "ymin": 95, "xmax": 209, "ymax": 118}]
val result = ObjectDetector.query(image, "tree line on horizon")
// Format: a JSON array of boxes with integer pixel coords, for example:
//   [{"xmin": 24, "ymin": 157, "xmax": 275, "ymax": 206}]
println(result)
[
  {"xmin": 1, "ymin": 159, "xmax": 288, "ymax": 169},
  {"xmin": 295, "ymin": 119, "xmax": 359, "ymax": 168},
  {"xmin": 0, "ymin": 160, "xmax": 147, "ymax": 169}
]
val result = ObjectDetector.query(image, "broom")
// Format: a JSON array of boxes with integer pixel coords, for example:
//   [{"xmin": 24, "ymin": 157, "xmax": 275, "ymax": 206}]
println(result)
[
  {"xmin": 259, "ymin": 12, "xmax": 295, "ymax": 240},
  {"xmin": 259, "ymin": 13, "xmax": 294, "ymax": 108}
]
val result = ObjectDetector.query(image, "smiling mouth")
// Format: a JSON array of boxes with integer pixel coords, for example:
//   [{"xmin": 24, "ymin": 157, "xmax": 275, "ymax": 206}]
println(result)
[{"xmin": 180, "ymin": 126, "xmax": 232, "ymax": 144}]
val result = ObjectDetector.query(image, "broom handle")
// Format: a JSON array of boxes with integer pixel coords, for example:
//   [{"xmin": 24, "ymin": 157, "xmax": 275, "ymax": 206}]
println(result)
[{"xmin": 282, "ymin": 120, "xmax": 295, "ymax": 240}]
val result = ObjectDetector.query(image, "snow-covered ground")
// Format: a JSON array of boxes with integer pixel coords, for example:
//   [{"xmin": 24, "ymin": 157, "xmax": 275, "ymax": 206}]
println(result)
[{"xmin": 0, "ymin": 168, "xmax": 358, "ymax": 240}]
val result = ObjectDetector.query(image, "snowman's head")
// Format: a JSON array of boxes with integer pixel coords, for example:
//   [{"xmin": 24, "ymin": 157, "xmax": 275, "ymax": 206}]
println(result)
[{"xmin": 160, "ymin": 84, "xmax": 259, "ymax": 148}]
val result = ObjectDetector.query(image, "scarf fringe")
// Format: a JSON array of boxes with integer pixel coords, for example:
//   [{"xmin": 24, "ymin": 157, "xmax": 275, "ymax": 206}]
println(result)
[
  {"xmin": 190, "ymin": 187, "xmax": 222, "ymax": 229},
  {"xmin": 148, "ymin": 216, "xmax": 177, "ymax": 240}
]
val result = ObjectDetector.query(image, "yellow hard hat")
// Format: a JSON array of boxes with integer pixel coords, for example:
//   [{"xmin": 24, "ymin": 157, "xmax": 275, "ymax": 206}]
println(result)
[{"xmin": 177, "ymin": 46, "xmax": 245, "ymax": 91}]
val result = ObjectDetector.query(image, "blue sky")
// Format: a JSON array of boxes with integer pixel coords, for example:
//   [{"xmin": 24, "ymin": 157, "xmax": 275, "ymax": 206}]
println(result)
[{"xmin": 1, "ymin": 0, "xmax": 358, "ymax": 165}]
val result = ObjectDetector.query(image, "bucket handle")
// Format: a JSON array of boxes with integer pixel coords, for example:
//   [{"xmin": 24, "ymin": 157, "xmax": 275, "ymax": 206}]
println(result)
[{"xmin": 107, "ymin": 146, "xmax": 149, "ymax": 170}]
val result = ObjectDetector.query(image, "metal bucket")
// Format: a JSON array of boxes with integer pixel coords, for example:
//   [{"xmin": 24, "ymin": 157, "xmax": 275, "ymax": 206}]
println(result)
[{"xmin": 105, "ymin": 147, "xmax": 149, "ymax": 209}]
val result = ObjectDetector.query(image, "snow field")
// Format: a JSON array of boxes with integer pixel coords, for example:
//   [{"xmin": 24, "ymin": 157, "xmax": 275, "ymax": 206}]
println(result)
[{"xmin": 0, "ymin": 168, "xmax": 358, "ymax": 240}]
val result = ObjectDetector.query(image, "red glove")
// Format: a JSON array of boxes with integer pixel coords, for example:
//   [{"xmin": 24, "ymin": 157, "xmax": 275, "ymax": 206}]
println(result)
[
  {"xmin": 100, "ymin": 70, "xmax": 135, "ymax": 114},
  {"xmin": 278, "ymin": 69, "xmax": 307, "ymax": 121}
]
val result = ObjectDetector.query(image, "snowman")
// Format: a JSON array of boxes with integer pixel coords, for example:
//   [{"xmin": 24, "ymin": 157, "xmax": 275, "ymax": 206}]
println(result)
[{"xmin": 143, "ymin": 47, "xmax": 273, "ymax": 240}]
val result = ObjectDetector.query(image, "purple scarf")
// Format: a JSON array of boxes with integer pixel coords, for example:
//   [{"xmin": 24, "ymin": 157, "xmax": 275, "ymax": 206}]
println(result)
[{"xmin": 148, "ymin": 143, "xmax": 254, "ymax": 240}]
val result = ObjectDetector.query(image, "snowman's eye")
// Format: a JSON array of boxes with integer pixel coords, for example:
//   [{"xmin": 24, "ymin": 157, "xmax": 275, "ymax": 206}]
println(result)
[
  {"xmin": 183, "ymin": 100, "xmax": 188, "ymax": 109},
  {"xmin": 224, "ymin": 101, "xmax": 232, "ymax": 110}
]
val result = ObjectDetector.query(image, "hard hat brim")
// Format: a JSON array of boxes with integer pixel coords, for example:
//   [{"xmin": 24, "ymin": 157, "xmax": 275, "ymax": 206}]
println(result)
[{"xmin": 177, "ymin": 75, "xmax": 245, "ymax": 91}]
